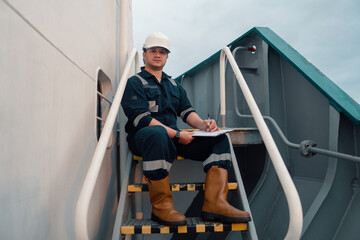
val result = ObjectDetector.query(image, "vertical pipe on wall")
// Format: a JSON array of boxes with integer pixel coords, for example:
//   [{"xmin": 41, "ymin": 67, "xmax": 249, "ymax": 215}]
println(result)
[
  {"xmin": 119, "ymin": 0, "xmax": 128, "ymax": 72},
  {"xmin": 118, "ymin": 0, "xmax": 129, "ymax": 190}
]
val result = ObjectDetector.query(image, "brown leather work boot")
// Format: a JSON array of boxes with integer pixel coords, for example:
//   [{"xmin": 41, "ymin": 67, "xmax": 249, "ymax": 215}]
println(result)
[
  {"xmin": 201, "ymin": 166, "xmax": 251, "ymax": 223},
  {"xmin": 146, "ymin": 176, "xmax": 187, "ymax": 226}
]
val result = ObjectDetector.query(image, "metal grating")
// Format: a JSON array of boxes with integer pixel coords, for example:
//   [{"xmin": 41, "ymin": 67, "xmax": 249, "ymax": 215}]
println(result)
[{"xmin": 121, "ymin": 217, "xmax": 248, "ymax": 235}]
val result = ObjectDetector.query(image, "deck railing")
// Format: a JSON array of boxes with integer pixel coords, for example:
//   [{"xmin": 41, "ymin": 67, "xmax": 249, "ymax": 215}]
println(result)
[
  {"xmin": 75, "ymin": 48, "xmax": 139, "ymax": 240},
  {"xmin": 220, "ymin": 46, "xmax": 303, "ymax": 240}
]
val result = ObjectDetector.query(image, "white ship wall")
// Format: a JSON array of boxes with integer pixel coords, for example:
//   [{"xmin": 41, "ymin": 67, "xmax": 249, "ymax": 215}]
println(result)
[{"xmin": 0, "ymin": 0, "xmax": 132, "ymax": 239}]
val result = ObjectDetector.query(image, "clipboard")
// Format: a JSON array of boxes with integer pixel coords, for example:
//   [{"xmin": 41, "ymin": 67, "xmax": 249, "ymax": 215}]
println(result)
[{"xmin": 191, "ymin": 129, "xmax": 234, "ymax": 137}]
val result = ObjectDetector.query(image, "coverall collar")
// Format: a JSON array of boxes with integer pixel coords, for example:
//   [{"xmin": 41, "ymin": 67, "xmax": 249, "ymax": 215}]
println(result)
[{"xmin": 141, "ymin": 67, "xmax": 172, "ymax": 83}]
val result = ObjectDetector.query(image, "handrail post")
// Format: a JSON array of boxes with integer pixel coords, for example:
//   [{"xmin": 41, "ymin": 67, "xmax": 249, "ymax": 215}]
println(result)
[
  {"xmin": 220, "ymin": 50, "xmax": 226, "ymax": 127},
  {"xmin": 75, "ymin": 48, "xmax": 139, "ymax": 240},
  {"xmin": 220, "ymin": 46, "xmax": 303, "ymax": 239}
]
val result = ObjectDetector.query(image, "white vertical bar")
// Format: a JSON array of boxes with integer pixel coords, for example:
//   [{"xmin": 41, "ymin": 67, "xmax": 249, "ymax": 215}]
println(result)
[
  {"xmin": 220, "ymin": 50, "xmax": 226, "ymax": 127},
  {"xmin": 119, "ymin": 0, "xmax": 128, "ymax": 72}
]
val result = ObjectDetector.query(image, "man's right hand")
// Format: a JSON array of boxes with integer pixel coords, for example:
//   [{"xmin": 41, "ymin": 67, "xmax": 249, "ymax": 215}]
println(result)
[{"xmin": 178, "ymin": 131, "xmax": 194, "ymax": 145}]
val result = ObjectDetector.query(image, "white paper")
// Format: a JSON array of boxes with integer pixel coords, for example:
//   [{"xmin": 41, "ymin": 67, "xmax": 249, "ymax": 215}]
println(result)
[{"xmin": 191, "ymin": 129, "xmax": 234, "ymax": 137}]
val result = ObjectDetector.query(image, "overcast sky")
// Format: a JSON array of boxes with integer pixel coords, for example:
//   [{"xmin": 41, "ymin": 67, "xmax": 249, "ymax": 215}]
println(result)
[{"xmin": 132, "ymin": 0, "xmax": 360, "ymax": 103}]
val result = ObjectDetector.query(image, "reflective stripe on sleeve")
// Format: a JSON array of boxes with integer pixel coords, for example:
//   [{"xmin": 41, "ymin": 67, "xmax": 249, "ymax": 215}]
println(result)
[
  {"xmin": 143, "ymin": 160, "xmax": 172, "ymax": 172},
  {"xmin": 180, "ymin": 107, "xmax": 195, "ymax": 120},
  {"xmin": 148, "ymin": 101, "xmax": 159, "ymax": 112},
  {"xmin": 202, "ymin": 153, "xmax": 231, "ymax": 167},
  {"xmin": 133, "ymin": 111, "xmax": 151, "ymax": 127}
]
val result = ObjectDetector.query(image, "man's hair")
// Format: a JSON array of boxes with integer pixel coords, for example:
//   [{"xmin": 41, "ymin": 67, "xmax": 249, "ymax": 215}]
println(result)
[
  {"xmin": 142, "ymin": 47, "xmax": 169, "ymax": 64},
  {"xmin": 143, "ymin": 47, "xmax": 169, "ymax": 54}
]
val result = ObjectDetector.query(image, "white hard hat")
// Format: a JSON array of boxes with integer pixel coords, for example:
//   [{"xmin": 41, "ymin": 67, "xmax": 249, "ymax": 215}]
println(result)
[{"xmin": 143, "ymin": 32, "xmax": 171, "ymax": 53}]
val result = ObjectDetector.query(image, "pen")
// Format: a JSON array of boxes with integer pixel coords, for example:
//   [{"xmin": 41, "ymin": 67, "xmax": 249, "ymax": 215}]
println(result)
[{"xmin": 207, "ymin": 114, "xmax": 211, "ymax": 131}]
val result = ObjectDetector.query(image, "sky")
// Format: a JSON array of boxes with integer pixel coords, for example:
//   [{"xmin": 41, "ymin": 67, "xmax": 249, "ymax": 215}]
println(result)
[{"xmin": 132, "ymin": 0, "xmax": 360, "ymax": 104}]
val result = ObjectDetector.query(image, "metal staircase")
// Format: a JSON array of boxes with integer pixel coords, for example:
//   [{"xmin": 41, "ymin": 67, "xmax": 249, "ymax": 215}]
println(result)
[
  {"xmin": 116, "ymin": 129, "xmax": 258, "ymax": 239},
  {"xmin": 122, "ymin": 178, "xmax": 247, "ymax": 236}
]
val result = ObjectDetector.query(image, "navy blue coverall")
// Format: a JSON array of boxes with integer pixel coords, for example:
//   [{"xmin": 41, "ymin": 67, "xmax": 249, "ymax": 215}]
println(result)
[{"xmin": 121, "ymin": 67, "xmax": 231, "ymax": 180}]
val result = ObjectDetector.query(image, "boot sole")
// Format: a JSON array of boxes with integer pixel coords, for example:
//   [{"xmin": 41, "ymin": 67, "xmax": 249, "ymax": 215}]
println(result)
[
  {"xmin": 201, "ymin": 211, "xmax": 251, "ymax": 223},
  {"xmin": 151, "ymin": 213, "xmax": 187, "ymax": 226}
]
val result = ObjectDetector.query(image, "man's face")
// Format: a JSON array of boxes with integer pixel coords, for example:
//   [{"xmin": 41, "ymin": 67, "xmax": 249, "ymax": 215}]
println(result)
[{"xmin": 143, "ymin": 47, "xmax": 168, "ymax": 70}]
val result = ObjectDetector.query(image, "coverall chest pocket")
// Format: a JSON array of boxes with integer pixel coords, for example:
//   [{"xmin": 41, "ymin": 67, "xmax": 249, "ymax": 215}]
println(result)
[
  {"xmin": 144, "ymin": 87, "xmax": 160, "ymax": 112},
  {"xmin": 169, "ymin": 90, "xmax": 181, "ymax": 111}
]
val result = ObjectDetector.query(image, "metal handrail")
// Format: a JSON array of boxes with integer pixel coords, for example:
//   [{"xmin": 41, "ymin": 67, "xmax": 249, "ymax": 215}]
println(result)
[
  {"xmin": 230, "ymin": 49, "xmax": 360, "ymax": 162},
  {"xmin": 231, "ymin": 47, "xmax": 360, "ymax": 163},
  {"xmin": 220, "ymin": 46, "xmax": 303, "ymax": 240},
  {"xmin": 75, "ymin": 48, "xmax": 139, "ymax": 240},
  {"xmin": 235, "ymin": 111, "xmax": 360, "ymax": 163},
  {"xmin": 231, "ymin": 60, "xmax": 360, "ymax": 163}
]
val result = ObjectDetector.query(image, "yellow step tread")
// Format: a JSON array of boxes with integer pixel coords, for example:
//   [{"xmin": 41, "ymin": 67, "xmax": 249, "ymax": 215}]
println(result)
[
  {"xmin": 121, "ymin": 217, "xmax": 248, "ymax": 235},
  {"xmin": 133, "ymin": 155, "xmax": 184, "ymax": 161},
  {"xmin": 128, "ymin": 182, "xmax": 238, "ymax": 192}
]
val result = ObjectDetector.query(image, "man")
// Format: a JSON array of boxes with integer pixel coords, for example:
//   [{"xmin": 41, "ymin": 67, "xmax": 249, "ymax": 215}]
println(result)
[{"xmin": 121, "ymin": 32, "xmax": 251, "ymax": 226}]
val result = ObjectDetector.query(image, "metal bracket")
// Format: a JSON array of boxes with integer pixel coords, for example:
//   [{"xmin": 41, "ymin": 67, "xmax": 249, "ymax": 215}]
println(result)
[{"xmin": 299, "ymin": 140, "xmax": 317, "ymax": 158}]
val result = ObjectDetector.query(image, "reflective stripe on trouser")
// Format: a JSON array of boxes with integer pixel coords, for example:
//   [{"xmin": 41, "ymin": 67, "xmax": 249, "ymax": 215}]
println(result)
[
  {"xmin": 175, "ymin": 133, "xmax": 231, "ymax": 172},
  {"xmin": 202, "ymin": 153, "xmax": 231, "ymax": 169},
  {"xmin": 129, "ymin": 125, "xmax": 176, "ymax": 180}
]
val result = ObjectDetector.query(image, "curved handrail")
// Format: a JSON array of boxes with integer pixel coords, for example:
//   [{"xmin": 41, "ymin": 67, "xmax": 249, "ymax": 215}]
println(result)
[
  {"xmin": 75, "ymin": 48, "xmax": 139, "ymax": 240},
  {"xmin": 220, "ymin": 46, "xmax": 303, "ymax": 240}
]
